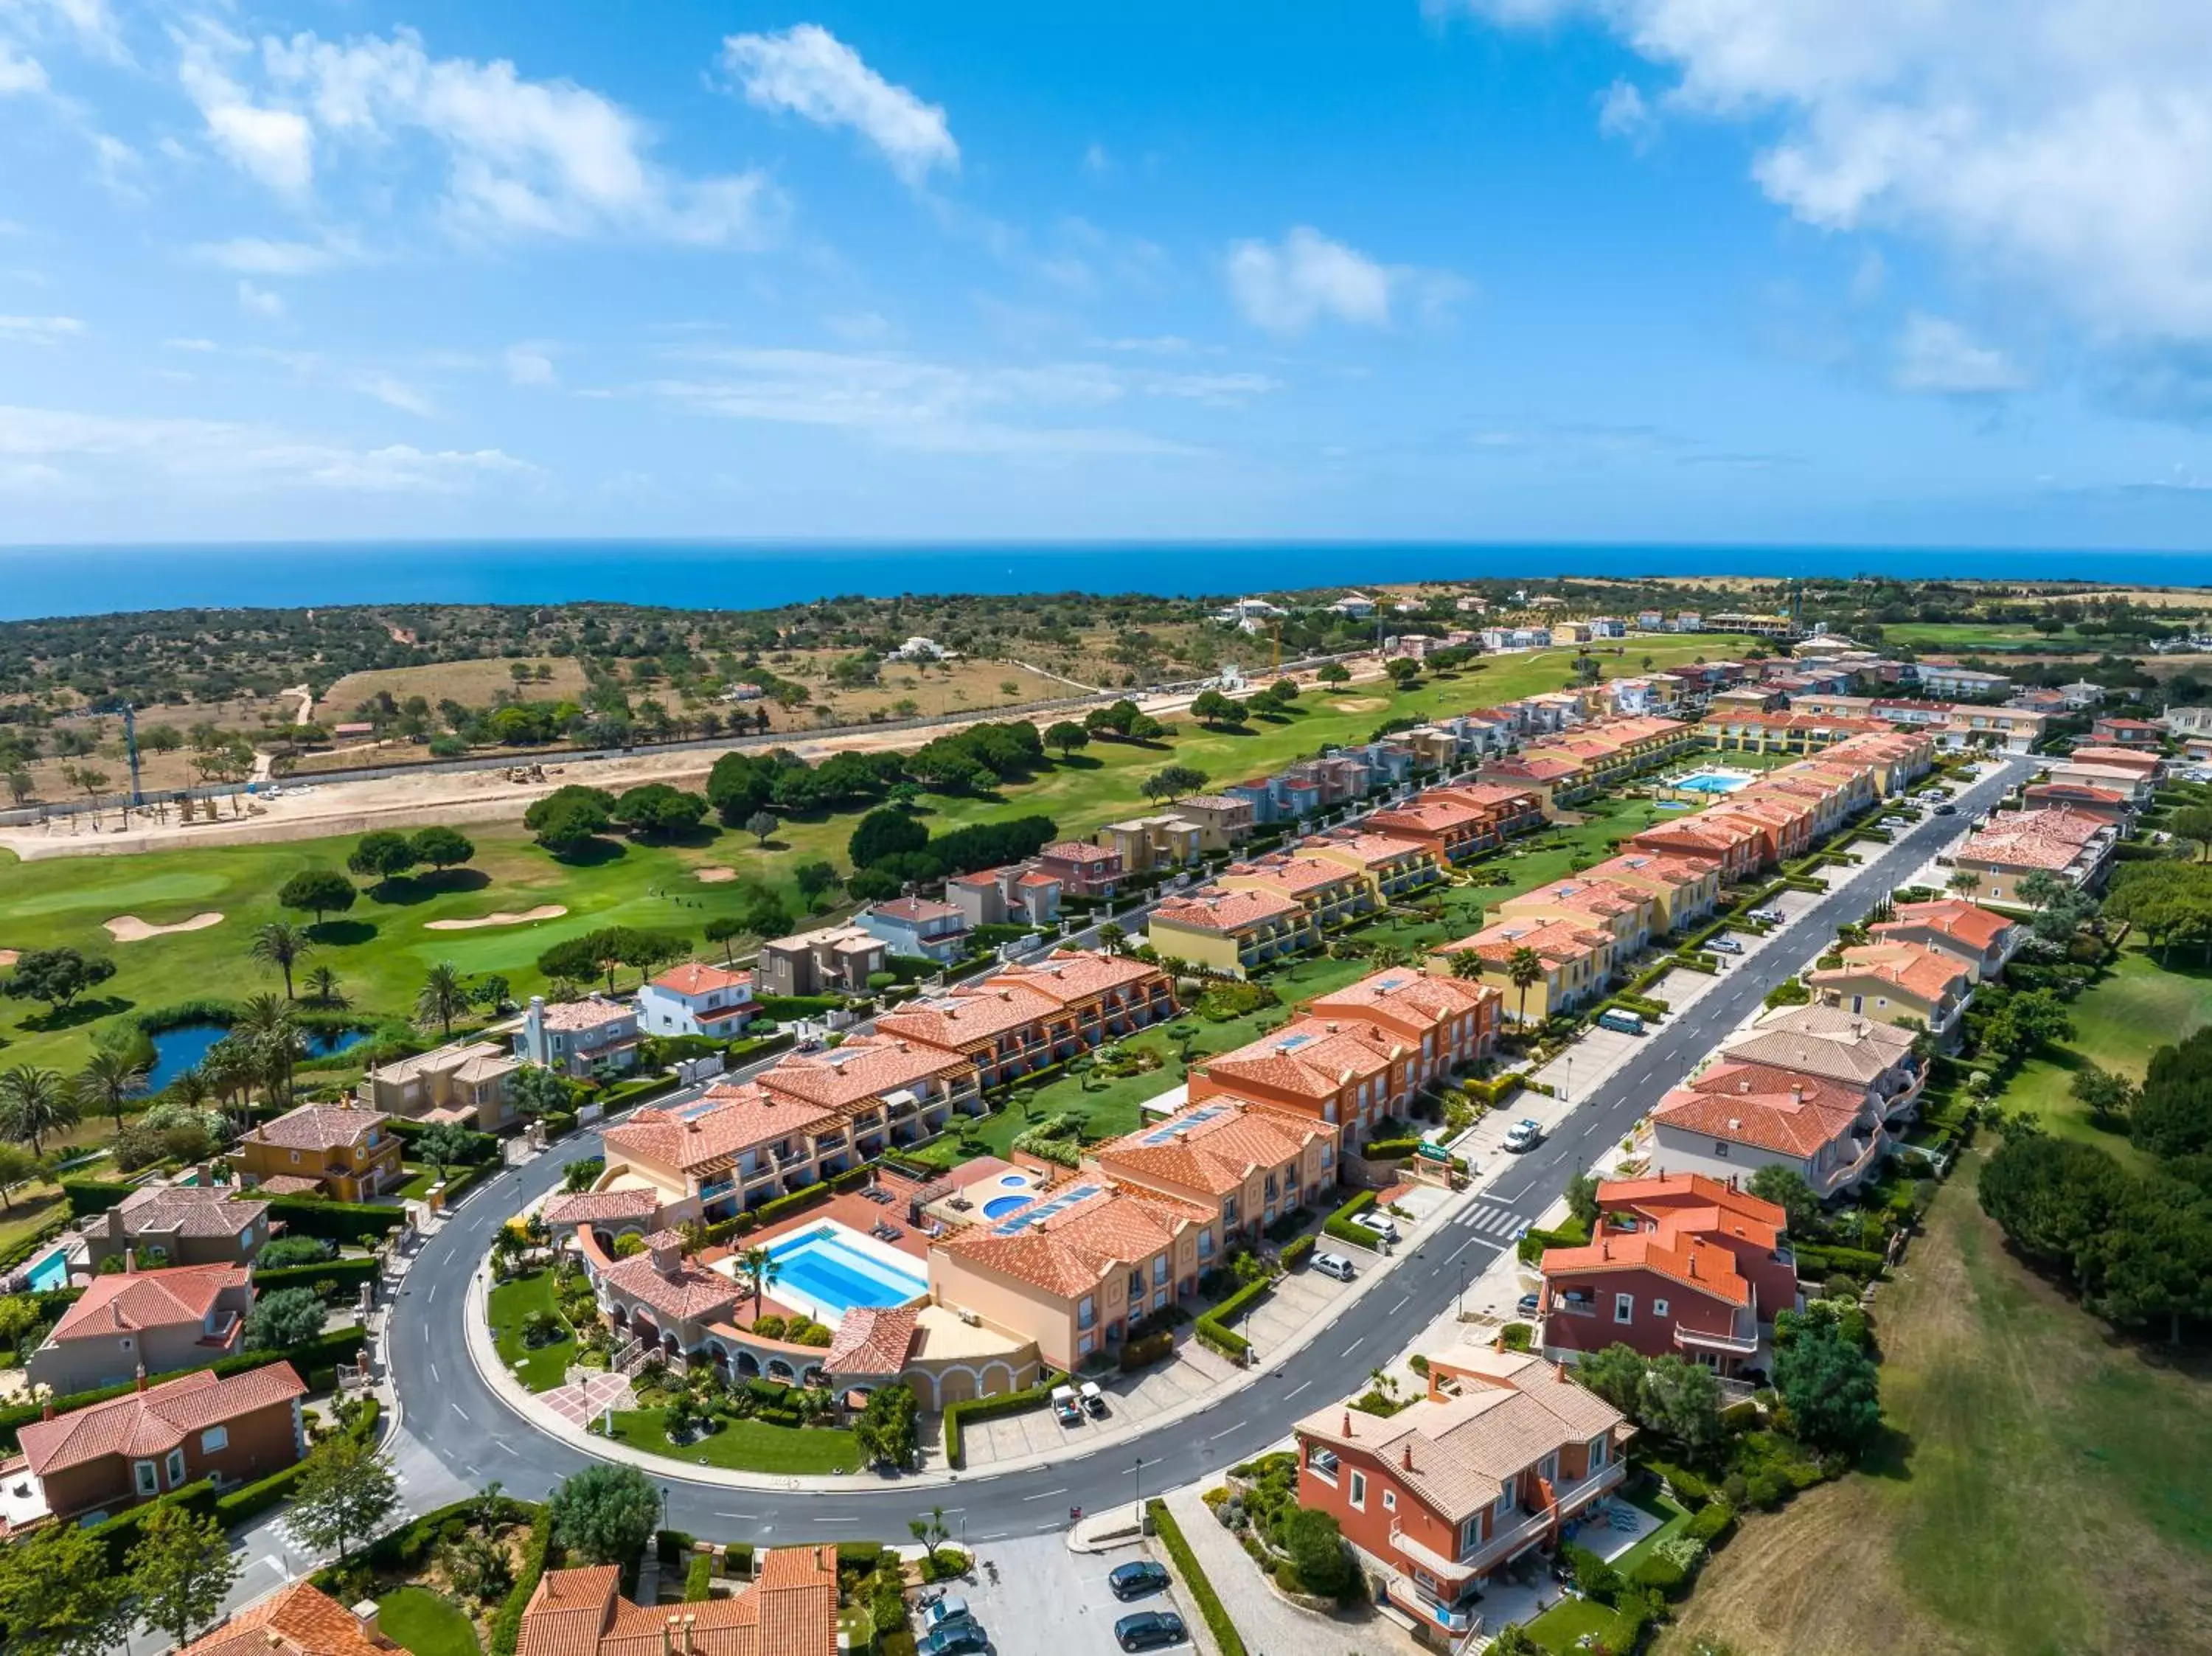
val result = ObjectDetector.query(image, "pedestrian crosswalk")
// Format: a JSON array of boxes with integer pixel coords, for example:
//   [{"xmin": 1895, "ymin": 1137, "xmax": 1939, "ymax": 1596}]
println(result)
[{"xmin": 1458, "ymin": 1201, "xmax": 1526, "ymax": 1237}]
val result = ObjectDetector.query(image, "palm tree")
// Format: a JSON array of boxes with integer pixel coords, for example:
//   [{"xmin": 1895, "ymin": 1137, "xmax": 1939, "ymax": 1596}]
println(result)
[
  {"xmin": 304, "ymin": 964, "xmax": 346, "ymax": 1007},
  {"xmin": 736, "ymin": 1246, "xmax": 780, "ymax": 1321},
  {"xmin": 0, "ymin": 1065, "xmax": 79, "ymax": 1155},
  {"xmin": 1946, "ymin": 869, "xmax": 1983, "ymax": 898},
  {"xmin": 1446, "ymin": 950, "xmax": 1486, "ymax": 984},
  {"xmin": 74, "ymin": 1040, "xmax": 151, "ymax": 1133},
  {"xmin": 1367, "ymin": 942, "xmax": 1410, "ymax": 970},
  {"xmin": 235, "ymin": 994, "xmax": 303, "ymax": 1109},
  {"xmin": 1506, "ymin": 946, "xmax": 1545, "ymax": 1026},
  {"xmin": 249, "ymin": 920, "xmax": 314, "ymax": 1000},
  {"xmin": 416, "ymin": 961, "xmax": 470, "ymax": 1039}
]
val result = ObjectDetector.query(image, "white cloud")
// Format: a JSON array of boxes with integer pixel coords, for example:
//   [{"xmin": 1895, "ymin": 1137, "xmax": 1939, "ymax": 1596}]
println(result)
[
  {"xmin": 1893, "ymin": 312, "xmax": 2030, "ymax": 394},
  {"xmin": 0, "ymin": 403, "xmax": 539, "ymax": 494},
  {"xmin": 163, "ymin": 337, "xmax": 217, "ymax": 352},
  {"xmin": 0, "ymin": 45, "xmax": 48, "ymax": 94},
  {"xmin": 720, "ymin": 24, "xmax": 956, "ymax": 187},
  {"xmin": 823, "ymin": 311, "xmax": 894, "ymax": 344},
  {"xmin": 1597, "ymin": 78, "xmax": 1655, "ymax": 145},
  {"xmin": 237, "ymin": 279, "xmax": 283, "ymax": 318},
  {"xmin": 349, "ymin": 371, "xmax": 434, "ymax": 416},
  {"xmin": 647, "ymin": 344, "xmax": 1211, "ymax": 458},
  {"xmin": 192, "ymin": 236, "xmax": 344, "ymax": 275},
  {"xmin": 504, "ymin": 343, "xmax": 557, "ymax": 386},
  {"xmin": 177, "ymin": 26, "xmax": 774, "ymax": 248},
  {"xmin": 1455, "ymin": 0, "xmax": 2212, "ymax": 345},
  {"xmin": 1226, "ymin": 226, "xmax": 1458, "ymax": 335},
  {"xmin": 0, "ymin": 314, "xmax": 83, "ymax": 344},
  {"xmin": 1082, "ymin": 142, "xmax": 1112, "ymax": 176}
]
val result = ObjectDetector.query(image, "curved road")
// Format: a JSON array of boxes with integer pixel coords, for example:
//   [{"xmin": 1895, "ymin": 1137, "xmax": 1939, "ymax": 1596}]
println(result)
[{"xmin": 389, "ymin": 759, "xmax": 2023, "ymax": 1543}]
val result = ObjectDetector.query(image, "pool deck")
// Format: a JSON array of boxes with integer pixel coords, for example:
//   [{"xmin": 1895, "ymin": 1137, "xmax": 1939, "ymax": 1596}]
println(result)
[{"xmin": 698, "ymin": 1172, "xmax": 939, "ymax": 1329}]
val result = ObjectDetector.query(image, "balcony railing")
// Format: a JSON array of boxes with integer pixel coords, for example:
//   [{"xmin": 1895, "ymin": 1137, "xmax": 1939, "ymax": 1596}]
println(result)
[
  {"xmin": 696, "ymin": 1178, "xmax": 736, "ymax": 1204},
  {"xmin": 1674, "ymin": 1321, "xmax": 1761, "ymax": 1356}
]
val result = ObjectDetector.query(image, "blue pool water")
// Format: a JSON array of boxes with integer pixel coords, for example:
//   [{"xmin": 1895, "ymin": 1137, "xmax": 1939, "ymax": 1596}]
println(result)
[
  {"xmin": 146, "ymin": 1020, "xmax": 371, "ymax": 1092},
  {"xmin": 1674, "ymin": 770, "xmax": 1753, "ymax": 796},
  {"xmin": 24, "ymin": 1247, "xmax": 71, "ymax": 1292},
  {"xmin": 763, "ymin": 1225, "xmax": 928, "ymax": 1321},
  {"xmin": 982, "ymin": 1195, "xmax": 1033, "ymax": 1220},
  {"xmin": 1654, "ymin": 800, "xmax": 1694, "ymax": 811}
]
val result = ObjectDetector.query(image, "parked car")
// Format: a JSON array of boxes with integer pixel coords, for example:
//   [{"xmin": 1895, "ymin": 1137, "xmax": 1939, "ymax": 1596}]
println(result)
[
  {"xmin": 1115, "ymin": 1611, "xmax": 1189, "ymax": 1652},
  {"xmin": 1051, "ymin": 1385, "xmax": 1082, "ymax": 1425},
  {"xmin": 1080, "ymin": 1380, "xmax": 1109, "ymax": 1418},
  {"xmin": 923, "ymin": 1624, "xmax": 992, "ymax": 1656},
  {"xmin": 1596, "ymin": 1007, "xmax": 1645, "ymax": 1035},
  {"xmin": 1312, "ymin": 1250, "xmax": 1357, "ymax": 1283},
  {"xmin": 1352, "ymin": 1211, "xmax": 1400, "ymax": 1242},
  {"xmin": 1708, "ymin": 935, "xmax": 1743, "ymax": 954},
  {"xmin": 1933, "ymin": 802, "xmax": 1957, "ymax": 815},
  {"xmin": 1502, "ymin": 1119, "xmax": 1544, "ymax": 1153},
  {"xmin": 1747, "ymin": 906, "xmax": 1786, "ymax": 925},
  {"xmin": 1109, "ymin": 1561, "xmax": 1172, "ymax": 1601},
  {"xmin": 924, "ymin": 1598, "xmax": 974, "ymax": 1632},
  {"xmin": 1517, "ymin": 1291, "xmax": 1542, "ymax": 1316}
]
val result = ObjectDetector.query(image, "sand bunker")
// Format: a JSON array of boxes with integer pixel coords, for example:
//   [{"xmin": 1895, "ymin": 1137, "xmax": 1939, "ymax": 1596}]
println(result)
[
  {"xmin": 105, "ymin": 912, "xmax": 225, "ymax": 942},
  {"xmin": 0, "ymin": 950, "xmax": 17, "ymax": 968},
  {"xmin": 1329, "ymin": 697, "xmax": 1389, "ymax": 713},
  {"xmin": 694, "ymin": 866, "xmax": 738, "ymax": 883},
  {"xmin": 424, "ymin": 904, "xmax": 568, "ymax": 931}
]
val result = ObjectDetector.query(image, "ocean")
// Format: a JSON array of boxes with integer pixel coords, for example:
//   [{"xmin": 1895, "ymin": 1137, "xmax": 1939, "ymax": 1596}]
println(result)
[{"xmin": 3, "ymin": 540, "xmax": 2211, "ymax": 621}]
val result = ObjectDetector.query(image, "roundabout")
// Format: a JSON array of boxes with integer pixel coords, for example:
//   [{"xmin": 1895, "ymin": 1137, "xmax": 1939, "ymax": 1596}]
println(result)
[{"xmin": 383, "ymin": 760, "xmax": 2024, "ymax": 1543}]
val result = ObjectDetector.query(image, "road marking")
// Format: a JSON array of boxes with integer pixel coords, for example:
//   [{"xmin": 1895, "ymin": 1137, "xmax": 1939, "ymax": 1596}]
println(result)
[
  {"xmin": 1283, "ymin": 1381, "xmax": 1311, "ymax": 1402},
  {"xmin": 1448, "ymin": 1234, "xmax": 1506, "ymax": 1264},
  {"xmin": 426, "ymin": 1282, "xmax": 438, "ymax": 1305},
  {"xmin": 810, "ymin": 1517, "xmax": 858, "ymax": 1525},
  {"xmin": 1022, "ymin": 1487, "xmax": 1068, "ymax": 1502},
  {"xmin": 428, "ymin": 1363, "xmax": 439, "ymax": 1385},
  {"xmin": 977, "ymin": 1531, "xmax": 1009, "ymax": 1542},
  {"xmin": 452, "ymin": 1405, "xmax": 470, "ymax": 1422},
  {"xmin": 1388, "ymin": 1294, "xmax": 1411, "ymax": 1313},
  {"xmin": 1209, "ymin": 1422, "xmax": 1245, "ymax": 1441},
  {"xmin": 717, "ymin": 1511, "xmax": 759, "ymax": 1520},
  {"xmin": 1340, "ymin": 1337, "xmax": 1365, "ymax": 1357}
]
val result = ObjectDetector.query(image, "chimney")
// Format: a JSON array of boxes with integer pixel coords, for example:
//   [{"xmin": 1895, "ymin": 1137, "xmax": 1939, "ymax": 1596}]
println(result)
[
  {"xmin": 352, "ymin": 1602, "xmax": 382, "ymax": 1643},
  {"xmin": 661, "ymin": 1618, "xmax": 677, "ymax": 1656},
  {"xmin": 40, "ymin": 1401, "xmax": 55, "ymax": 1422},
  {"xmin": 649, "ymin": 1236, "xmax": 682, "ymax": 1278},
  {"xmin": 1728, "ymin": 1118, "xmax": 1742, "ymax": 1132},
  {"xmin": 1402, "ymin": 1441, "xmax": 1415, "ymax": 1472},
  {"xmin": 1341, "ymin": 1410, "xmax": 1352, "ymax": 1436},
  {"xmin": 124, "ymin": 1247, "xmax": 136, "ymax": 1274},
  {"xmin": 135, "ymin": 1363, "xmax": 147, "ymax": 1393}
]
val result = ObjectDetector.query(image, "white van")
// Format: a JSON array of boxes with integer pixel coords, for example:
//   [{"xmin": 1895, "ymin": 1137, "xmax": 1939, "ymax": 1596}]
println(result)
[{"xmin": 1312, "ymin": 1252, "xmax": 1357, "ymax": 1282}]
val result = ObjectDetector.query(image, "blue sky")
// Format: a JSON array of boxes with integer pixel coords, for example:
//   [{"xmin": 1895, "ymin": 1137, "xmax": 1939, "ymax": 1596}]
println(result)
[{"xmin": 6, "ymin": 0, "xmax": 2212, "ymax": 547}]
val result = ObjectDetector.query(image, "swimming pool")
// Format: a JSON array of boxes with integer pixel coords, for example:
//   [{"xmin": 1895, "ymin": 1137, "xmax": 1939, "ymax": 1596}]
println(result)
[
  {"xmin": 981, "ymin": 1195, "xmax": 1033, "ymax": 1220},
  {"xmin": 1674, "ymin": 770, "xmax": 1753, "ymax": 795},
  {"xmin": 23, "ymin": 1246, "xmax": 71, "ymax": 1293},
  {"xmin": 752, "ymin": 1223, "xmax": 928, "ymax": 1323}
]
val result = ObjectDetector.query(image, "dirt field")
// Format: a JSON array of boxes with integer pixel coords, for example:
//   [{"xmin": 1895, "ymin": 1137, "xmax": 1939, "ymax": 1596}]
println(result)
[
  {"xmin": 319, "ymin": 655, "xmax": 591, "ymax": 717},
  {"xmin": 1660, "ymin": 1154, "xmax": 2212, "ymax": 1656}
]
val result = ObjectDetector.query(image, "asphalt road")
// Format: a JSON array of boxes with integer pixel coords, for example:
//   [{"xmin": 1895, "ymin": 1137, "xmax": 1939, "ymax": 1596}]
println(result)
[{"xmin": 387, "ymin": 758, "xmax": 2023, "ymax": 1545}]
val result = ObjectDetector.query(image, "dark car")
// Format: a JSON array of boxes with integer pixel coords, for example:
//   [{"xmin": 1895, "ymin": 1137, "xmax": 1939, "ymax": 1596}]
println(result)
[
  {"xmin": 1933, "ymin": 802, "xmax": 1957, "ymax": 815},
  {"xmin": 1116, "ymin": 1611, "xmax": 1189, "ymax": 1651},
  {"xmin": 1110, "ymin": 1560, "xmax": 1172, "ymax": 1601},
  {"xmin": 1517, "ymin": 1291, "xmax": 1542, "ymax": 1316},
  {"xmin": 921, "ymin": 1624, "xmax": 991, "ymax": 1656}
]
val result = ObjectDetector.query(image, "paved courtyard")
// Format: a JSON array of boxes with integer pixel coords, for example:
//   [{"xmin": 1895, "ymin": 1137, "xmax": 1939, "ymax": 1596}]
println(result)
[{"xmin": 540, "ymin": 1371, "xmax": 633, "ymax": 1426}]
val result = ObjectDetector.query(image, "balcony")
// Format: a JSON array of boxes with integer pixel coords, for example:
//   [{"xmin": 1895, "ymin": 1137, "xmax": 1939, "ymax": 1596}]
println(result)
[
  {"xmin": 1674, "ymin": 1321, "xmax": 1761, "ymax": 1357},
  {"xmin": 696, "ymin": 1177, "xmax": 736, "ymax": 1204}
]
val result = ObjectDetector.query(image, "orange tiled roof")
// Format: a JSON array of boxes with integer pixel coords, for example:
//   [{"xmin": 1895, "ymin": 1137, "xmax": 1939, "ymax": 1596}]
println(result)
[
  {"xmin": 1197, "ymin": 1017, "xmax": 1403, "ymax": 1100},
  {"xmin": 606, "ymin": 1085, "xmax": 842, "ymax": 1175},
  {"xmin": 1220, "ymin": 854, "xmax": 1363, "ymax": 896},
  {"xmin": 21, "ymin": 1363, "xmax": 306, "ymax": 1477},
  {"xmin": 48, "ymin": 1262, "xmax": 248, "ymax": 1343},
  {"xmin": 1875, "ymin": 900, "xmax": 2014, "ymax": 953},
  {"xmin": 823, "ymin": 1307, "xmax": 921, "ymax": 1377},
  {"xmin": 1307, "ymin": 965, "xmax": 1496, "ymax": 1034},
  {"xmin": 179, "ymin": 1582, "xmax": 386, "ymax": 1656},
  {"xmin": 1811, "ymin": 942, "xmax": 1972, "ymax": 1003},
  {"xmin": 757, "ymin": 1034, "xmax": 975, "ymax": 1111},
  {"xmin": 1652, "ymin": 1072, "xmax": 1865, "ymax": 1161},
  {"xmin": 542, "ymin": 1187, "xmax": 664, "ymax": 1225},
  {"xmin": 1149, "ymin": 887, "xmax": 1301, "ymax": 933},
  {"xmin": 874, "ymin": 981, "xmax": 1062, "ymax": 1051},
  {"xmin": 650, "ymin": 962, "xmax": 754, "ymax": 998},
  {"xmin": 935, "ymin": 1186, "xmax": 1208, "ymax": 1297},
  {"xmin": 598, "ymin": 1248, "xmax": 742, "ymax": 1325},
  {"xmin": 1091, "ymin": 1097, "xmax": 1325, "ymax": 1197},
  {"xmin": 1540, "ymin": 1231, "xmax": 1750, "ymax": 1307},
  {"xmin": 1436, "ymin": 916, "xmax": 1613, "ymax": 969},
  {"xmin": 1298, "ymin": 831, "xmax": 1433, "ymax": 868},
  {"xmin": 981, "ymin": 950, "xmax": 1166, "ymax": 1007},
  {"xmin": 248, "ymin": 1102, "xmax": 387, "ymax": 1152}
]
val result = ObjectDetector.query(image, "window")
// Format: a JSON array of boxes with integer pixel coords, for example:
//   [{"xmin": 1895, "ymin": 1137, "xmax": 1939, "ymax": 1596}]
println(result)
[
  {"xmin": 289, "ymin": 1150, "xmax": 302, "ymax": 1165},
  {"xmin": 1349, "ymin": 1470, "xmax": 1366, "ymax": 1509},
  {"xmin": 1077, "ymin": 1333, "xmax": 1094, "ymax": 1357},
  {"xmin": 1197, "ymin": 1229, "xmax": 1214, "ymax": 1259},
  {"xmin": 1712, "ymin": 1141, "xmax": 1730, "ymax": 1158},
  {"xmin": 1613, "ymin": 1293, "xmax": 1635, "ymax": 1323},
  {"xmin": 1307, "ymin": 1444, "xmax": 1339, "ymax": 1483},
  {"xmin": 1495, "ymin": 1483, "xmax": 1516, "ymax": 1517},
  {"xmin": 1652, "ymin": 1298, "xmax": 1670, "ymax": 1318},
  {"xmin": 1538, "ymin": 1453, "xmax": 1557, "ymax": 1486},
  {"xmin": 1382, "ymin": 1490, "xmax": 1397, "ymax": 1512},
  {"xmin": 1152, "ymin": 1256, "xmax": 1169, "ymax": 1285},
  {"xmin": 1077, "ymin": 1296, "xmax": 1096, "ymax": 1330},
  {"xmin": 201, "ymin": 1425, "xmax": 229, "ymax": 1455},
  {"xmin": 1589, "ymin": 1435, "xmax": 1608, "ymax": 1469},
  {"xmin": 165, "ymin": 1449, "xmax": 187, "ymax": 1486},
  {"xmin": 135, "ymin": 1461, "xmax": 159, "ymax": 1497},
  {"xmin": 1460, "ymin": 1514, "xmax": 1482, "ymax": 1556}
]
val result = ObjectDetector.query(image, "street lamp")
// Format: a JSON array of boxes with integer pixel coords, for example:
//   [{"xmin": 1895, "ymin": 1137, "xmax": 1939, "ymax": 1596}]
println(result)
[
  {"xmin": 1457, "ymin": 1259, "xmax": 1467, "ymax": 1319},
  {"xmin": 1134, "ymin": 1456, "xmax": 1152, "ymax": 1534}
]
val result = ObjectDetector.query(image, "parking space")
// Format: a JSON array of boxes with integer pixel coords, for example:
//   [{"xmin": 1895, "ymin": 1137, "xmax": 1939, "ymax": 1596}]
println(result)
[
  {"xmin": 1767, "ymin": 886, "xmax": 1828, "ymax": 925},
  {"xmin": 956, "ymin": 1534, "xmax": 1199, "ymax": 1655}
]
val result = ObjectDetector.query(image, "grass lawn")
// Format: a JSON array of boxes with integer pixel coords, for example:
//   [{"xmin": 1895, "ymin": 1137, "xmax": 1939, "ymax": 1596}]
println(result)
[
  {"xmin": 1528, "ymin": 1596, "xmax": 1641, "ymax": 1655},
  {"xmin": 0, "ymin": 638, "xmax": 1757, "ymax": 1079},
  {"xmin": 1612, "ymin": 1484, "xmax": 1692, "ymax": 1573},
  {"xmin": 1658, "ymin": 1153, "xmax": 2212, "ymax": 1656},
  {"xmin": 606, "ymin": 1408, "xmax": 863, "ymax": 1474},
  {"xmin": 487, "ymin": 1268, "xmax": 577, "ymax": 1393},
  {"xmin": 1999, "ymin": 945, "xmax": 2212, "ymax": 1170},
  {"xmin": 375, "ymin": 1587, "xmax": 482, "ymax": 1656},
  {"xmin": 389, "ymin": 1164, "xmax": 440, "ymax": 1203},
  {"xmin": 0, "ymin": 1188, "xmax": 66, "ymax": 1259}
]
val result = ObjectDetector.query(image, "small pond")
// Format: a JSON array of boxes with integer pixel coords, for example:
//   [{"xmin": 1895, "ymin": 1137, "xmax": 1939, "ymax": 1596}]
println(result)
[{"xmin": 146, "ymin": 1020, "xmax": 372, "ymax": 1092}]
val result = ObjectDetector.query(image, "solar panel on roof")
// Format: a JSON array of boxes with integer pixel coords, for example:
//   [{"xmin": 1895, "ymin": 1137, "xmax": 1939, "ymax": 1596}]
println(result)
[
  {"xmin": 1135, "ymin": 1102, "xmax": 1232, "ymax": 1147},
  {"xmin": 678, "ymin": 1097, "xmax": 724, "ymax": 1120},
  {"xmin": 1274, "ymin": 1031, "xmax": 1315, "ymax": 1052},
  {"xmin": 992, "ymin": 1181, "xmax": 1103, "ymax": 1234}
]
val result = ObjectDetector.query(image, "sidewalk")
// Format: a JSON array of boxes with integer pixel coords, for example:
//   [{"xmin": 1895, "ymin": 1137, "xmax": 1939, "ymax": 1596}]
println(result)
[{"xmin": 1159, "ymin": 1483, "xmax": 1419, "ymax": 1656}]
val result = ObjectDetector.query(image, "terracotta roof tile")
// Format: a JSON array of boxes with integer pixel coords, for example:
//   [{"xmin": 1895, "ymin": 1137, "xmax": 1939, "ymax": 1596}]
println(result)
[
  {"xmin": 49, "ymin": 1262, "xmax": 249, "ymax": 1343},
  {"xmin": 248, "ymin": 1102, "xmax": 388, "ymax": 1152},
  {"xmin": 21, "ymin": 1363, "xmax": 306, "ymax": 1478},
  {"xmin": 179, "ymin": 1582, "xmax": 386, "ymax": 1656}
]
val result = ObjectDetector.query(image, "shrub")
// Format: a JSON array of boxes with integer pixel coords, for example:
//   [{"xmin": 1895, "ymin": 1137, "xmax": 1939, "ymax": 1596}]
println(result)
[
  {"xmin": 490, "ymin": 1508, "xmax": 554, "ymax": 1656},
  {"xmin": 1147, "ymin": 1500, "xmax": 1248, "ymax": 1656},
  {"xmin": 1628, "ymin": 1551, "xmax": 1689, "ymax": 1598}
]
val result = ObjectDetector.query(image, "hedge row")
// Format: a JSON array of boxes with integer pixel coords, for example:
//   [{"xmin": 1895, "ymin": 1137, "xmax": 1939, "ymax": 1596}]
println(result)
[
  {"xmin": 1279, "ymin": 1234, "xmax": 1315, "ymax": 1269},
  {"xmin": 253, "ymin": 1256, "xmax": 382, "ymax": 1297},
  {"xmin": 490, "ymin": 1507, "xmax": 556, "ymax": 1656},
  {"xmin": 265, "ymin": 1194, "xmax": 406, "ymax": 1244},
  {"xmin": 1462, "ymin": 1071, "xmax": 1526, "ymax": 1107},
  {"xmin": 0, "ymin": 1329, "xmax": 368, "ymax": 1451},
  {"xmin": 1321, "ymin": 1188, "xmax": 1379, "ymax": 1248},
  {"xmin": 215, "ymin": 1398, "xmax": 380, "ymax": 1525},
  {"xmin": 61, "ymin": 1177, "xmax": 138, "ymax": 1216},
  {"xmin": 1791, "ymin": 1241, "xmax": 1888, "ymax": 1279},
  {"xmin": 1146, "ymin": 1500, "xmax": 1247, "ymax": 1656},
  {"xmin": 1194, "ymin": 1273, "xmax": 1276, "ymax": 1362},
  {"xmin": 685, "ymin": 1553, "xmax": 714, "ymax": 1601},
  {"xmin": 943, "ymin": 1371, "xmax": 1065, "ymax": 1469},
  {"xmin": 1361, "ymin": 1135, "xmax": 1425, "ymax": 1161},
  {"xmin": 700, "ymin": 1179, "xmax": 834, "ymax": 1246},
  {"xmin": 596, "ymin": 1071, "xmax": 681, "ymax": 1111}
]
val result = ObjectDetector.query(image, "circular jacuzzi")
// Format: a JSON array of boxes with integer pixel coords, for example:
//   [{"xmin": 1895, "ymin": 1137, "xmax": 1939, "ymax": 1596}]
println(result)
[
  {"xmin": 982, "ymin": 1195, "xmax": 1034, "ymax": 1220},
  {"xmin": 997, "ymin": 1173, "xmax": 1031, "ymax": 1189}
]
